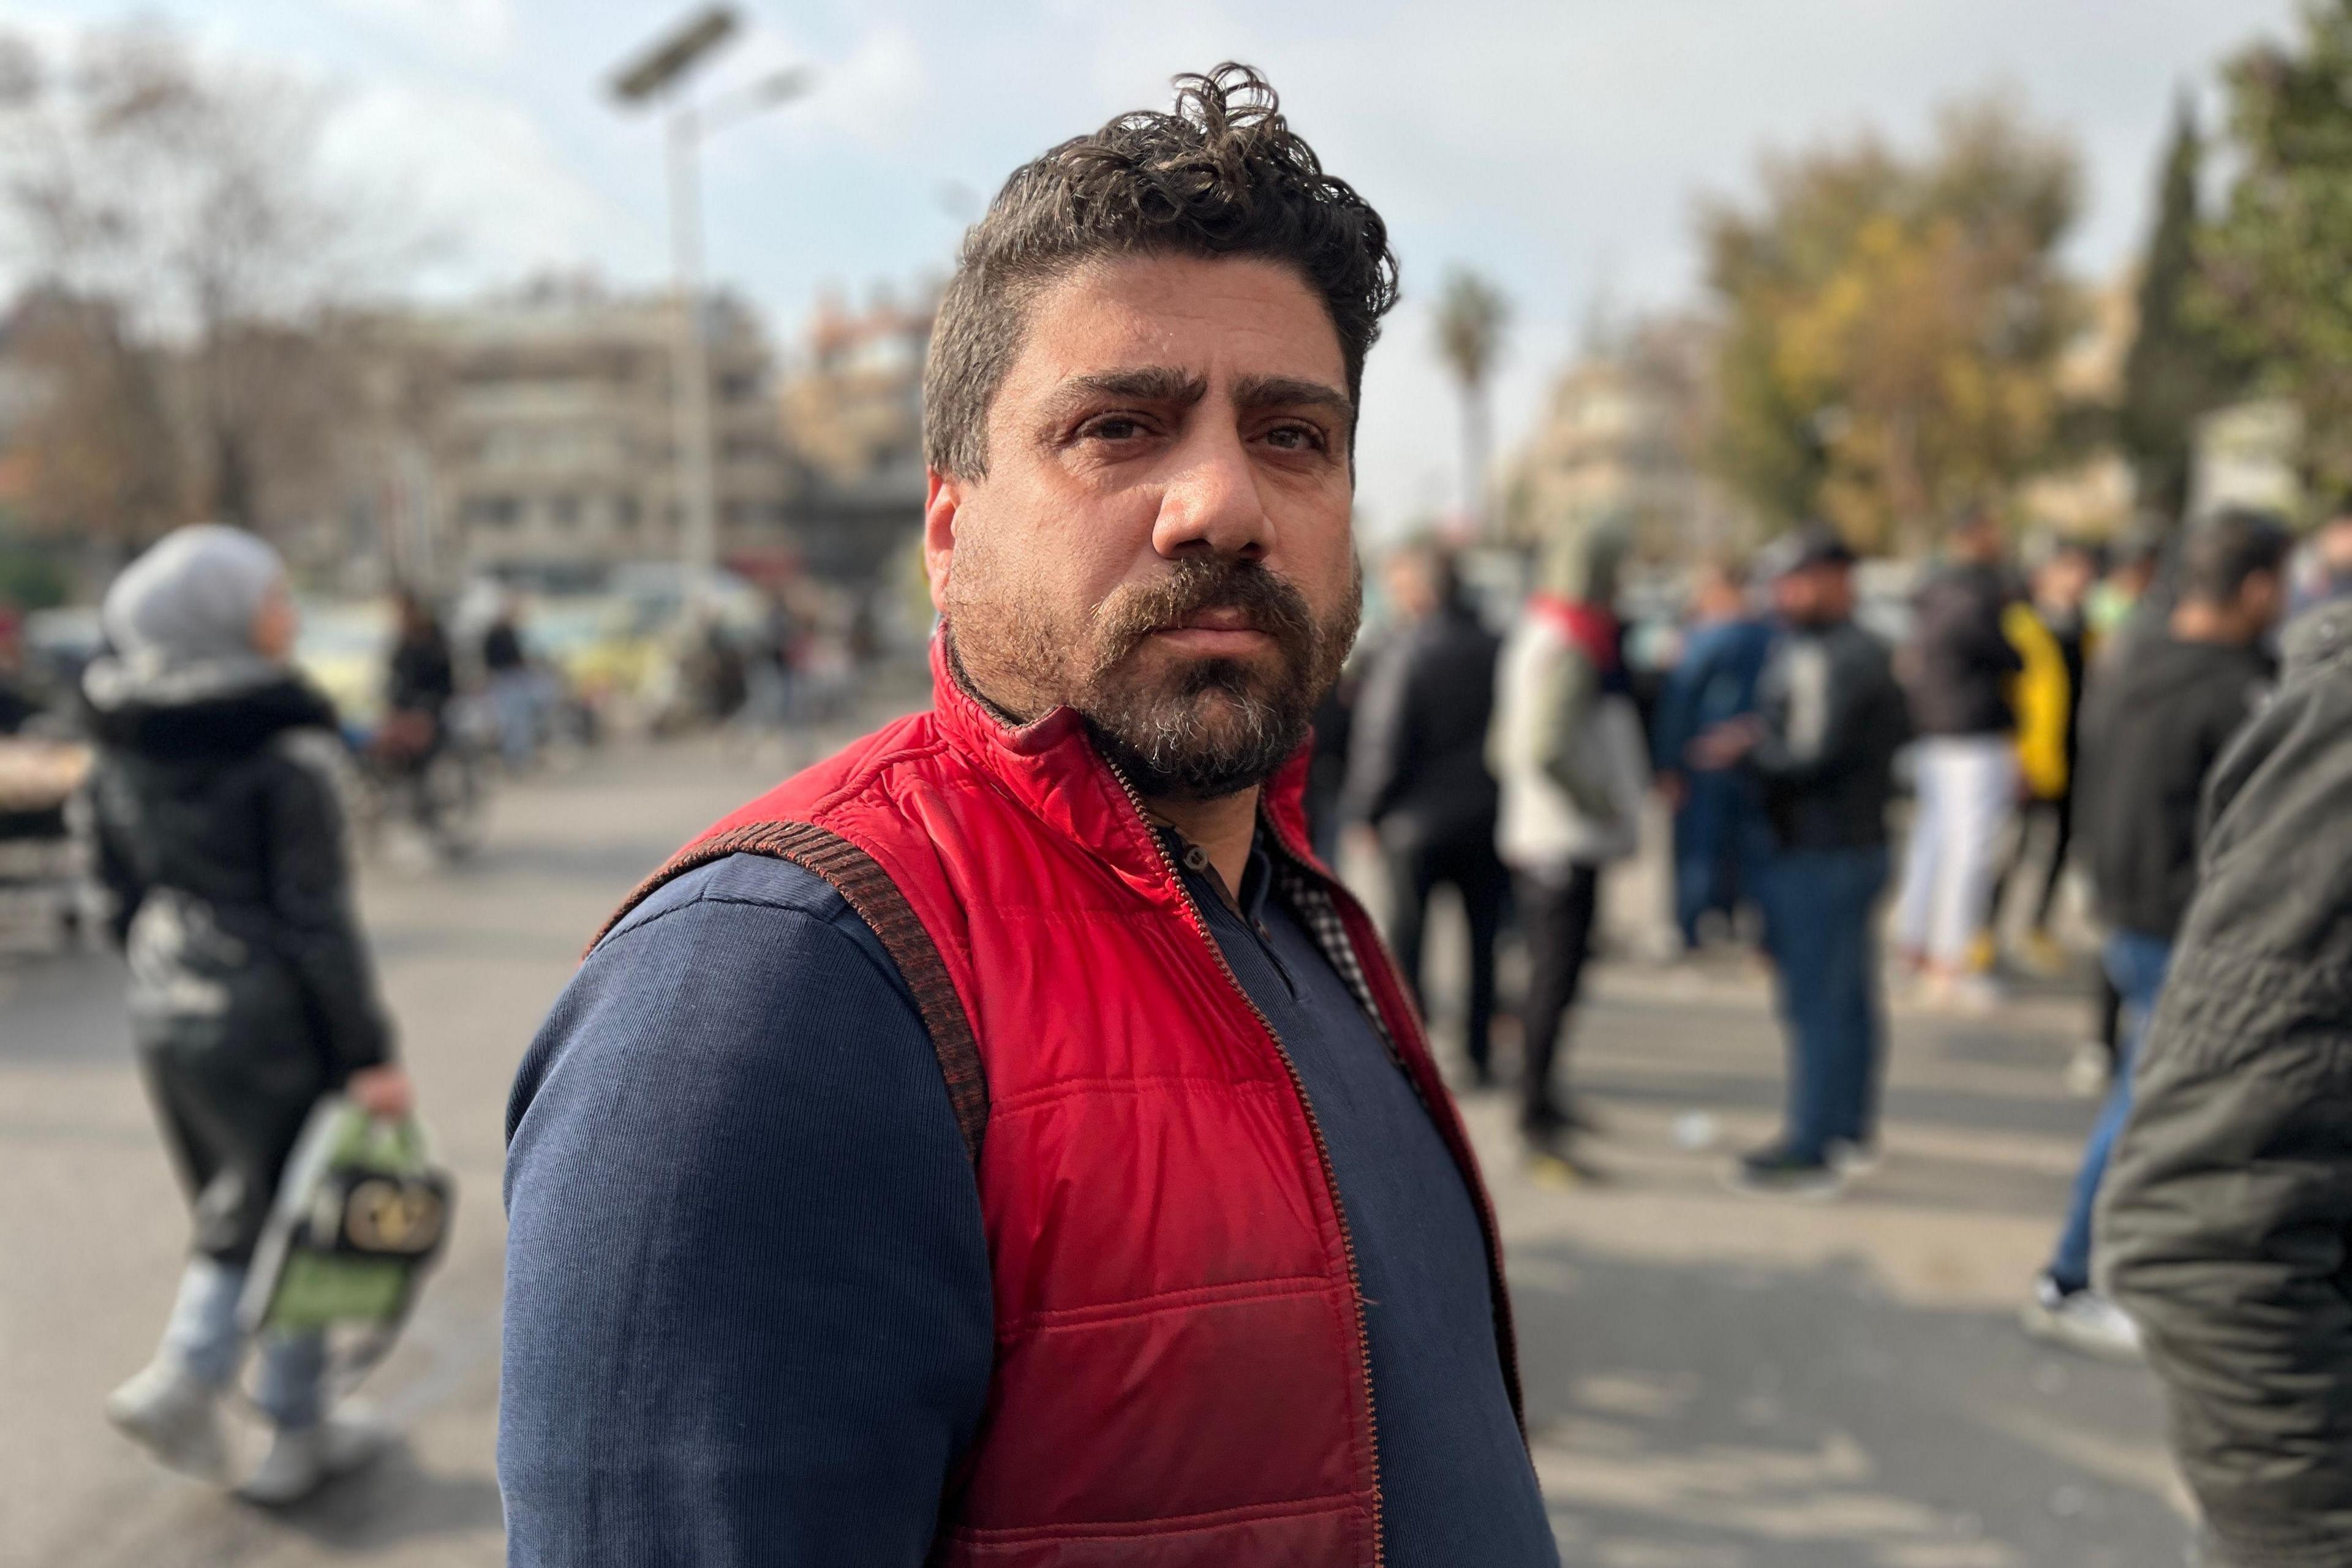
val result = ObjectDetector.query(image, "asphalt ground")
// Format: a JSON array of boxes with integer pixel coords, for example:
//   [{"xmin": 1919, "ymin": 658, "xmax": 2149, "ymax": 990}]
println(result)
[{"xmin": 0, "ymin": 728, "xmax": 2193, "ymax": 1567}]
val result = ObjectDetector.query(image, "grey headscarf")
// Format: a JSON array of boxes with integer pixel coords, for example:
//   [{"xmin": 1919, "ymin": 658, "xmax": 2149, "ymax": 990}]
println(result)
[{"xmin": 86, "ymin": 524, "xmax": 288, "ymax": 706}]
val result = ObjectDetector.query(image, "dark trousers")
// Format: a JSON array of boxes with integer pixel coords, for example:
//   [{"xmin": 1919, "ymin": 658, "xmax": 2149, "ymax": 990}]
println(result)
[
  {"xmin": 1384, "ymin": 832, "xmax": 1507, "ymax": 1072},
  {"xmin": 1672, "ymin": 772, "xmax": 1774, "ymax": 948},
  {"xmin": 1515, "ymin": 864, "xmax": 1602, "ymax": 1133},
  {"xmin": 1992, "ymin": 790, "xmax": 2073, "ymax": 932},
  {"xmin": 1760, "ymin": 844, "xmax": 1891, "ymax": 1163}
]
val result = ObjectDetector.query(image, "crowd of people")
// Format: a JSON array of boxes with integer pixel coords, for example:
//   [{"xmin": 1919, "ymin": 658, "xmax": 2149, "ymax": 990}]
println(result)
[{"xmin": 1332, "ymin": 502, "xmax": 2318, "ymax": 1387}]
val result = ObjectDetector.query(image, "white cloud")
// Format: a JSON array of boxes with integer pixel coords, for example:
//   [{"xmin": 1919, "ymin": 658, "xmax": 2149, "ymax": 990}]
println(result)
[
  {"xmin": 330, "ymin": 0, "xmax": 514, "ymax": 64},
  {"xmin": 322, "ymin": 81, "xmax": 634, "ymax": 292}
]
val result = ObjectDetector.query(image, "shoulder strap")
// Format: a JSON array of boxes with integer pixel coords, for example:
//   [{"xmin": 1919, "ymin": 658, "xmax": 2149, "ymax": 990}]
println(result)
[{"xmin": 592, "ymin": 821, "xmax": 989, "ymax": 1166}]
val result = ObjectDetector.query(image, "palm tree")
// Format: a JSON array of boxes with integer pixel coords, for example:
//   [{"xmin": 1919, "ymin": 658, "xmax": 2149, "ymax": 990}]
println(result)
[{"xmin": 1435, "ymin": 268, "xmax": 1510, "ymax": 537}]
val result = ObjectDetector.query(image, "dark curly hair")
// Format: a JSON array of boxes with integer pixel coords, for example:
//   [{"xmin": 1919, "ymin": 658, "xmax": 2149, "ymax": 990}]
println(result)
[{"xmin": 922, "ymin": 62, "xmax": 1399, "ymax": 479}]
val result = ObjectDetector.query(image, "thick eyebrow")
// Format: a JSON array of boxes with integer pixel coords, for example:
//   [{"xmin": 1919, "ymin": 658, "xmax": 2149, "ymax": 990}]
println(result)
[
  {"xmin": 1045, "ymin": 366, "xmax": 1208, "ymax": 418},
  {"xmin": 1232, "ymin": 373, "xmax": 1354, "ymax": 424}
]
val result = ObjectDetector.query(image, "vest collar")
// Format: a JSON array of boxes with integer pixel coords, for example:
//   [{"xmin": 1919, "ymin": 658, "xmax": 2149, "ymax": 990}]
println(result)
[{"xmin": 926, "ymin": 628, "xmax": 1325, "ymax": 892}]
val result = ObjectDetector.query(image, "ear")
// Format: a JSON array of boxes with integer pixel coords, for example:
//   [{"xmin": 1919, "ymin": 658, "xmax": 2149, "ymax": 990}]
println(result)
[{"xmin": 923, "ymin": 469, "xmax": 962, "ymax": 615}]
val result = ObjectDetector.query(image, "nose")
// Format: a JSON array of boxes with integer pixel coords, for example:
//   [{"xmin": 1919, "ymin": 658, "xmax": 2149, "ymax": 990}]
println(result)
[{"xmin": 1150, "ymin": 425, "xmax": 1271, "ymax": 564}]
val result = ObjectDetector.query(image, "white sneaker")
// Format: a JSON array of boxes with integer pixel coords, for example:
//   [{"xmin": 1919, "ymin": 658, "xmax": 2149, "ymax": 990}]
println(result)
[
  {"xmin": 2063, "ymin": 1041, "xmax": 2113, "ymax": 1099},
  {"xmin": 1827, "ymin": 1139, "xmax": 1883, "ymax": 1178},
  {"xmin": 105, "ymin": 1357, "xmax": 229, "ymax": 1482},
  {"xmin": 2019, "ymin": 1276, "xmax": 2143, "ymax": 1363},
  {"xmin": 236, "ymin": 1414, "xmax": 392, "ymax": 1507}
]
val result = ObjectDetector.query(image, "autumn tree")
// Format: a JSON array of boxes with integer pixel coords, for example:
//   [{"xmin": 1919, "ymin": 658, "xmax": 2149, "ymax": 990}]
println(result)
[
  {"xmin": 2196, "ymin": 0, "xmax": 2352, "ymax": 501},
  {"xmin": 0, "ymin": 22, "xmax": 410, "ymax": 551},
  {"xmin": 1703, "ymin": 96, "xmax": 2082, "ymax": 552},
  {"xmin": 1434, "ymin": 268, "xmax": 1510, "ymax": 537}
]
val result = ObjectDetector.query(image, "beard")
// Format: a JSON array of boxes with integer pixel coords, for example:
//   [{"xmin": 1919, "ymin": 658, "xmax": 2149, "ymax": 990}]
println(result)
[{"xmin": 949, "ymin": 554, "xmax": 1362, "ymax": 802}]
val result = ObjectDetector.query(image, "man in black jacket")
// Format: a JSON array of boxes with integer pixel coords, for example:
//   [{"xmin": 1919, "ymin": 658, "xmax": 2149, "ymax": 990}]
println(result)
[
  {"xmin": 2101, "ymin": 589, "xmax": 2352, "ymax": 1567},
  {"xmin": 1697, "ymin": 526, "xmax": 1909, "ymax": 1196},
  {"xmin": 1344, "ymin": 540, "xmax": 1506, "ymax": 1080},
  {"xmin": 1892, "ymin": 511, "xmax": 2022, "ymax": 1001},
  {"xmin": 2022, "ymin": 510, "xmax": 2287, "ymax": 1362}
]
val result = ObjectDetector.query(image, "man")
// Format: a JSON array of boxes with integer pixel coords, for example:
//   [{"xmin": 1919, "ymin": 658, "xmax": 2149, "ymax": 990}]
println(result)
[
  {"xmin": 501, "ymin": 66, "xmax": 1553, "ymax": 1567},
  {"xmin": 1343, "ymin": 539, "xmax": 1506, "ymax": 1082},
  {"xmin": 479, "ymin": 597, "xmax": 535, "ymax": 769},
  {"xmin": 1695, "ymin": 527, "xmax": 1909, "ymax": 1197},
  {"xmin": 1651, "ymin": 556, "xmax": 1774, "ymax": 951},
  {"xmin": 1891, "ymin": 511, "xmax": 2022, "ymax": 1004},
  {"xmin": 1489, "ymin": 524, "xmax": 1647, "ymax": 1175},
  {"xmin": 2100, "ymin": 586, "xmax": 2352, "ymax": 1568},
  {"xmin": 2024, "ymin": 509, "xmax": 2289, "ymax": 1361},
  {"xmin": 1992, "ymin": 539, "xmax": 2099, "ymax": 976}
]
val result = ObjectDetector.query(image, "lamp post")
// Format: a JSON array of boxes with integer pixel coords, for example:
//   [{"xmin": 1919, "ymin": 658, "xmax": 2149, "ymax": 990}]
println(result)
[{"xmin": 608, "ymin": 9, "xmax": 813, "ymax": 609}]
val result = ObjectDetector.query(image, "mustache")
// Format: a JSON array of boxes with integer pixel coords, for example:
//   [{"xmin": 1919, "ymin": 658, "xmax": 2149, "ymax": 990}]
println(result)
[{"xmin": 1090, "ymin": 559, "xmax": 1318, "ymax": 666}]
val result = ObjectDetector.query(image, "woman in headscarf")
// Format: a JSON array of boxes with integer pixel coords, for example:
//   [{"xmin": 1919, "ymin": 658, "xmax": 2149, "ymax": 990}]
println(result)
[{"xmin": 83, "ymin": 524, "xmax": 413, "ymax": 1505}]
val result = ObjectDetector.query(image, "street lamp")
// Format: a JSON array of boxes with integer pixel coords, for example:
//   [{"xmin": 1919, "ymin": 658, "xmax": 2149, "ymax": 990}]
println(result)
[{"xmin": 608, "ymin": 9, "xmax": 814, "ymax": 609}]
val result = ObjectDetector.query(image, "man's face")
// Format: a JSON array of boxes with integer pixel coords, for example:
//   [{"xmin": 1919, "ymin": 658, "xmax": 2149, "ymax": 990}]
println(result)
[{"xmin": 927, "ymin": 253, "xmax": 1362, "ymax": 800}]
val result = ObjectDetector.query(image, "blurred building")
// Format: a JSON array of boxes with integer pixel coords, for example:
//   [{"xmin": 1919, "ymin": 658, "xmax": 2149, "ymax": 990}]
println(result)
[
  {"xmin": 774, "ymin": 286, "xmax": 933, "ymax": 584},
  {"xmin": 396, "ymin": 276, "xmax": 797, "ymax": 589},
  {"xmin": 1501, "ymin": 314, "xmax": 1751, "ymax": 563}
]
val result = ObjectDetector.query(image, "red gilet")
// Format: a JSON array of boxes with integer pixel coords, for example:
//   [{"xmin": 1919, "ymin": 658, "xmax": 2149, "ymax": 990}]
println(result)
[{"xmin": 684, "ymin": 637, "xmax": 1519, "ymax": 1566}]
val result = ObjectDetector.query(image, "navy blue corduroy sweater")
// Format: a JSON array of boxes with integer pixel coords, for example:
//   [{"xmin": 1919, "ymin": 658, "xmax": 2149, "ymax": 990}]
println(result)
[{"xmin": 500, "ymin": 837, "xmax": 1555, "ymax": 1566}]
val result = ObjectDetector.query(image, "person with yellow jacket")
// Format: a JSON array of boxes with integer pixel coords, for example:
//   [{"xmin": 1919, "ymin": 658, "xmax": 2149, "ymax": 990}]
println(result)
[{"xmin": 1993, "ymin": 540, "xmax": 2100, "ymax": 973}]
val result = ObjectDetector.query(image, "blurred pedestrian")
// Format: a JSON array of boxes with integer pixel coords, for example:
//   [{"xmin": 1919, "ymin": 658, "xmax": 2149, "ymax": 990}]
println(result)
[
  {"xmin": 1650, "ymin": 555, "xmax": 1774, "ymax": 951},
  {"xmin": 2073, "ymin": 522, "xmax": 2168, "ymax": 1091},
  {"xmin": 383, "ymin": 589, "xmax": 454, "ymax": 760},
  {"xmin": 1892, "ymin": 511, "xmax": 2022, "ymax": 1005},
  {"xmin": 1490, "ymin": 523, "xmax": 1647, "ymax": 1177},
  {"xmin": 480, "ymin": 595, "xmax": 537, "ymax": 769},
  {"xmin": 502, "ymin": 64, "xmax": 1553, "ymax": 1566},
  {"xmin": 1991, "ymin": 539, "xmax": 2099, "ymax": 975},
  {"xmin": 83, "ymin": 524, "xmax": 412, "ymax": 1504},
  {"xmin": 1344, "ymin": 538, "xmax": 1506, "ymax": 1082},
  {"xmin": 2024, "ymin": 508, "xmax": 2289, "ymax": 1360},
  {"xmin": 2101, "ymin": 592, "xmax": 2352, "ymax": 1568},
  {"xmin": 1695, "ymin": 526, "xmax": 1909, "ymax": 1197}
]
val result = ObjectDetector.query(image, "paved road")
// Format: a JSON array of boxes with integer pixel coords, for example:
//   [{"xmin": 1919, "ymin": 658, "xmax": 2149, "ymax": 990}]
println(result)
[{"xmin": 0, "ymin": 733, "xmax": 2194, "ymax": 1567}]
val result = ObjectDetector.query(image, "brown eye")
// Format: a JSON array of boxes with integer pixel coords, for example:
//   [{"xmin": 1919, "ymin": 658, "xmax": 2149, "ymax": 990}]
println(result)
[
  {"xmin": 1085, "ymin": 416, "xmax": 1145, "ymax": 441},
  {"xmin": 1264, "ymin": 423, "xmax": 1326, "ymax": 453}
]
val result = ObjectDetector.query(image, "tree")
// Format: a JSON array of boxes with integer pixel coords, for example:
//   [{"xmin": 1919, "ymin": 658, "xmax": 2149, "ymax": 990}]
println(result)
[
  {"xmin": 2197, "ymin": 0, "xmax": 2352, "ymax": 502},
  {"xmin": 1434, "ymin": 268, "xmax": 1510, "ymax": 537},
  {"xmin": 2117, "ymin": 95, "xmax": 2237, "ymax": 524},
  {"xmin": 0, "ymin": 21, "xmax": 410, "ymax": 548},
  {"xmin": 1702, "ymin": 96, "xmax": 2082, "ymax": 552}
]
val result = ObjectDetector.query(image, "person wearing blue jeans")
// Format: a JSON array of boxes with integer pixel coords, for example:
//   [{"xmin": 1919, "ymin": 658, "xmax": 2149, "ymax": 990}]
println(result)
[
  {"xmin": 1760, "ymin": 845, "xmax": 1892, "ymax": 1166},
  {"xmin": 1692, "ymin": 527, "xmax": 1910, "ymax": 1197},
  {"xmin": 2026, "ymin": 508, "xmax": 2288, "ymax": 1357},
  {"xmin": 2045, "ymin": 932, "xmax": 2172, "ymax": 1295}
]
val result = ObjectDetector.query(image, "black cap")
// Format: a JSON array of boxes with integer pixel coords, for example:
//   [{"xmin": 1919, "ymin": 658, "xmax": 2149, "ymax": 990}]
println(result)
[{"xmin": 1758, "ymin": 524, "xmax": 1856, "ymax": 580}]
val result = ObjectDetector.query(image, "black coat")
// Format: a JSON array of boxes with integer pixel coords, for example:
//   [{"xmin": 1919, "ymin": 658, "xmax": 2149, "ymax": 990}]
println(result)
[
  {"xmin": 1341, "ymin": 605, "xmax": 1502, "ymax": 851},
  {"xmin": 1902, "ymin": 561, "xmax": 2022, "ymax": 737},
  {"xmin": 2100, "ymin": 603, "xmax": 2352, "ymax": 1568},
  {"xmin": 1749, "ymin": 618, "xmax": 1910, "ymax": 852},
  {"xmin": 85, "ymin": 663, "xmax": 394, "ymax": 1262},
  {"xmin": 2076, "ymin": 633, "xmax": 2272, "ymax": 939}
]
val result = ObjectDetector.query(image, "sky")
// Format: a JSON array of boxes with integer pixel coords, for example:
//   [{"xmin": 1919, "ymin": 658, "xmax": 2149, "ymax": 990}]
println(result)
[{"xmin": 1, "ymin": 0, "xmax": 2308, "ymax": 538}]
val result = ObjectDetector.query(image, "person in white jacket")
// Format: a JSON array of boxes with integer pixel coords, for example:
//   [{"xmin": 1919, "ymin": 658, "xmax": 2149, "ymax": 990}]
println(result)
[{"xmin": 1490, "ymin": 524, "xmax": 1647, "ymax": 1177}]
